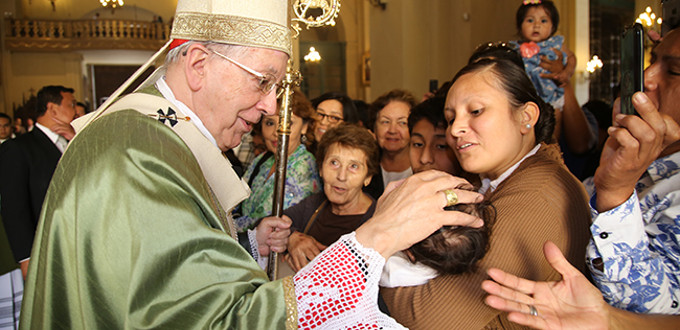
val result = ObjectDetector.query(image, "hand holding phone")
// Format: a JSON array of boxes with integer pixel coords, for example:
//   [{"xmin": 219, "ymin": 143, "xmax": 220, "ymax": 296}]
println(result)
[{"xmin": 620, "ymin": 23, "xmax": 644, "ymax": 116}]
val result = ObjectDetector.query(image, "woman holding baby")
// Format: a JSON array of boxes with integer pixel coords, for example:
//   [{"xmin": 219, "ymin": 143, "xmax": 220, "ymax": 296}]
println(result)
[{"xmin": 381, "ymin": 57, "xmax": 591, "ymax": 329}]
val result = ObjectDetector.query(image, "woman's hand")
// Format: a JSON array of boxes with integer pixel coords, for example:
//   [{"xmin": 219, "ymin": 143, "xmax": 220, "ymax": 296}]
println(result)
[
  {"xmin": 355, "ymin": 170, "xmax": 484, "ymax": 259},
  {"xmin": 286, "ymin": 231, "xmax": 327, "ymax": 272},
  {"xmin": 481, "ymin": 241, "xmax": 610, "ymax": 330}
]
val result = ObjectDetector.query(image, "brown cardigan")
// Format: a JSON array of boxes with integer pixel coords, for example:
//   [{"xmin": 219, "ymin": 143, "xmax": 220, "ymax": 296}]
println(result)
[{"xmin": 381, "ymin": 143, "xmax": 591, "ymax": 329}]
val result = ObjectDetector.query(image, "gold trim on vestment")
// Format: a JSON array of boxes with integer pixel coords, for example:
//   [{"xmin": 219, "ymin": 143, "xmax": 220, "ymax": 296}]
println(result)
[
  {"xmin": 283, "ymin": 276, "xmax": 298, "ymax": 330},
  {"xmin": 172, "ymin": 12, "xmax": 291, "ymax": 56}
]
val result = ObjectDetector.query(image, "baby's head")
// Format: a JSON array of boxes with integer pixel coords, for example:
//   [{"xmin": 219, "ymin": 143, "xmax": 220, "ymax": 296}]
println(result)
[
  {"xmin": 516, "ymin": 0, "xmax": 559, "ymax": 42},
  {"xmin": 407, "ymin": 199, "xmax": 496, "ymax": 275}
]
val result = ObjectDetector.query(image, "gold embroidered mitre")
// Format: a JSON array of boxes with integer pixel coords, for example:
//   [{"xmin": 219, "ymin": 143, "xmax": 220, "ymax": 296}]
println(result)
[{"xmin": 171, "ymin": 0, "xmax": 292, "ymax": 57}]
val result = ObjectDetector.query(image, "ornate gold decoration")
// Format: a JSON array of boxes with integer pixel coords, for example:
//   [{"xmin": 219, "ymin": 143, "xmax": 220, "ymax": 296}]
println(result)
[
  {"xmin": 282, "ymin": 276, "xmax": 298, "ymax": 330},
  {"xmin": 291, "ymin": 0, "xmax": 341, "ymax": 37},
  {"xmin": 268, "ymin": 0, "xmax": 340, "ymax": 282},
  {"xmin": 172, "ymin": 13, "xmax": 291, "ymax": 56}
]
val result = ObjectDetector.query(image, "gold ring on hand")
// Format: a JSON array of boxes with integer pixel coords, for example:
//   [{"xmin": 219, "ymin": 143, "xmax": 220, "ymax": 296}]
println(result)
[{"xmin": 443, "ymin": 189, "xmax": 458, "ymax": 207}]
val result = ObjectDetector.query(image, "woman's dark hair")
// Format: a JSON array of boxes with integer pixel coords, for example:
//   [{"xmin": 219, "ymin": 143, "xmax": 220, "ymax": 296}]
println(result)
[
  {"xmin": 290, "ymin": 88, "xmax": 315, "ymax": 123},
  {"xmin": 311, "ymin": 92, "xmax": 360, "ymax": 124},
  {"xmin": 469, "ymin": 42, "xmax": 524, "ymax": 69},
  {"xmin": 368, "ymin": 89, "xmax": 417, "ymax": 131},
  {"xmin": 408, "ymin": 199, "xmax": 496, "ymax": 275},
  {"xmin": 353, "ymin": 99, "xmax": 370, "ymax": 128},
  {"xmin": 315, "ymin": 124, "xmax": 380, "ymax": 178},
  {"xmin": 408, "ymin": 97, "xmax": 446, "ymax": 133},
  {"xmin": 515, "ymin": 0, "xmax": 560, "ymax": 37},
  {"xmin": 452, "ymin": 58, "xmax": 555, "ymax": 144}
]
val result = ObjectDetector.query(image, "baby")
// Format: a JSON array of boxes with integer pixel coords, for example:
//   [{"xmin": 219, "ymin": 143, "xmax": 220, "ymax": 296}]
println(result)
[
  {"xmin": 508, "ymin": 0, "xmax": 575, "ymax": 110},
  {"xmin": 380, "ymin": 190, "xmax": 496, "ymax": 287}
]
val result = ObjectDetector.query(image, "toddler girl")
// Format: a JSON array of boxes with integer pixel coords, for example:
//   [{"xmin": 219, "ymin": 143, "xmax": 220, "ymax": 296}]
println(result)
[{"xmin": 509, "ymin": 0, "xmax": 575, "ymax": 110}]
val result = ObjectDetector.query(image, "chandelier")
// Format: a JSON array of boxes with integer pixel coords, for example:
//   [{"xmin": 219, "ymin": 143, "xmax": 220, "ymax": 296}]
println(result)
[{"xmin": 100, "ymin": 0, "xmax": 124, "ymax": 9}]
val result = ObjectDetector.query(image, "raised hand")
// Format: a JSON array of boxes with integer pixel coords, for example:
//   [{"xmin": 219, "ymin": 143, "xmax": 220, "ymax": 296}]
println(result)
[
  {"xmin": 482, "ymin": 241, "xmax": 609, "ymax": 330},
  {"xmin": 355, "ymin": 170, "xmax": 483, "ymax": 259}
]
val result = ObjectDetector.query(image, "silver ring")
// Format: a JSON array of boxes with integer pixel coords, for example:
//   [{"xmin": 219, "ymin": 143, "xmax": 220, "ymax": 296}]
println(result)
[
  {"xmin": 529, "ymin": 305, "xmax": 538, "ymax": 316},
  {"xmin": 443, "ymin": 189, "xmax": 458, "ymax": 207}
]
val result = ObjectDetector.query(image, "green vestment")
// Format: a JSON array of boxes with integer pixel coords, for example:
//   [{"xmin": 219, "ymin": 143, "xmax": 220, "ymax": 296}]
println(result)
[{"xmin": 20, "ymin": 90, "xmax": 296, "ymax": 329}]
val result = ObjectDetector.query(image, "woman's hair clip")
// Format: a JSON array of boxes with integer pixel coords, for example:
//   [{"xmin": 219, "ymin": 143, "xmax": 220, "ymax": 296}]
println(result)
[{"xmin": 523, "ymin": 0, "xmax": 541, "ymax": 4}]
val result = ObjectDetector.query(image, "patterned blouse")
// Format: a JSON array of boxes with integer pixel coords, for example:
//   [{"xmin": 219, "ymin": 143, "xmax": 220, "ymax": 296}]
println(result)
[
  {"xmin": 235, "ymin": 144, "xmax": 321, "ymax": 232},
  {"xmin": 509, "ymin": 35, "xmax": 567, "ymax": 107},
  {"xmin": 584, "ymin": 151, "xmax": 680, "ymax": 314}
]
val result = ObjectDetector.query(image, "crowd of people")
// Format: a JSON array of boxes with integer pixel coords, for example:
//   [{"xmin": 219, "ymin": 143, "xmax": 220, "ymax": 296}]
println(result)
[{"xmin": 0, "ymin": 0, "xmax": 679, "ymax": 328}]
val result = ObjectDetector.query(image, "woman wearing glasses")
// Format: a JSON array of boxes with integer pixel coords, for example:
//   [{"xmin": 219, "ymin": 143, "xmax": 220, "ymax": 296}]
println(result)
[
  {"xmin": 234, "ymin": 90, "xmax": 321, "ymax": 232},
  {"xmin": 307, "ymin": 92, "xmax": 360, "ymax": 154},
  {"xmin": 363, "ymin": 89, "xmax": 418, "ymax": 200}
]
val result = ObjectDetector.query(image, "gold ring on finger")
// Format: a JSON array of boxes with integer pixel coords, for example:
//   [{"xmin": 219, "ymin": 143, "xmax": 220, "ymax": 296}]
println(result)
[{"xmin": 443, "ymin": 189, "xmax": 458, "ymax": 207}]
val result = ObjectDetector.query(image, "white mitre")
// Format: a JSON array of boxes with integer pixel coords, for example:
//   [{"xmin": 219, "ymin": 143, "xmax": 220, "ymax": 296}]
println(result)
[{"xmin": 171, "ymin": 0, "xmax": 291, "ymax": 56}]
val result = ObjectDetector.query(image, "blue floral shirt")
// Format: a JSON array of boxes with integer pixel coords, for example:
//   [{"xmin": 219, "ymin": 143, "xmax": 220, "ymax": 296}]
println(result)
[
  {"xmin": 509, "ymin": 35, "xmax": 567, "ymax": 108},
  {"xmin": 235, "ymin": 144, "xmax": 321, "ymax": 232},
  {"xmin": 584, "ymin": 151, "xmax": 680, "ymax": 314}
]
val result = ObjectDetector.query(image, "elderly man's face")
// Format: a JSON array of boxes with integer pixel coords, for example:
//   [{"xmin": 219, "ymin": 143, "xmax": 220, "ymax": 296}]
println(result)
[
  {"xmin": 197, "ymin": 46, "xmax": 288, "ymax": 151},
  {"xmin": 645, "ymin": 28, "xmax": 680, "ymax": 125}
]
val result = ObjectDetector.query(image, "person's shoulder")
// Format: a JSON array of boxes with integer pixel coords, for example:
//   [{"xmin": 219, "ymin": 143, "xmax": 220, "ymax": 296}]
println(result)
[
  {"xmin": 0, "ymin": 130, "xmax": 41, "ymax": 154},
  {"xmin": 296, "ymin": 144, "xmax": 316, "ymax": 160},
  {"xmin": 0, "ymin": 136, "xmax": 21, "ymax": 158},
  {"xmin": 506, "ymin": 144, "xmax": 586, "ymax": 194},
  {"xmin": 76, "ymin": 110, "xmax": 189, "ymax": 158}
]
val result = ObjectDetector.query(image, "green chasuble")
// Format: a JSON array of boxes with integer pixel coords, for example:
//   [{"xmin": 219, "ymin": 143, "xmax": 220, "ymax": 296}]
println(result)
[{"xmin": 21, "ymin": 95, "xmax": 296, "ymax": 328}]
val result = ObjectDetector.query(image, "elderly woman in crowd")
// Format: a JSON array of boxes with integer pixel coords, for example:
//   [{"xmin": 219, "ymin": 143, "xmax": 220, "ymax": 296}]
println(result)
[
  {"xmin": 381, "ymin": 57, "xmax": 591, "ymax": 329},
  {"xmin": 307, "ymin": 92, "xmax": 360, "ymax": 154},
  {"xmin": 271, "ymin": 124, "xmax": 380, "ymax": 272},
  {"xmin": 235, "ymin": 90, "xmax": 321, "ymax": 232},
  {"xmin": 363, "ymin": 89, "xmax": 417, "ymax": 200}
]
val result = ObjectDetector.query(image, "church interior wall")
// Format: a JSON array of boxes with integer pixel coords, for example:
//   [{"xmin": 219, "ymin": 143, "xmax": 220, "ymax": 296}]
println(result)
[{"xmin": 0, "ymin": 0, "xmax": 665, "ymax": 114}]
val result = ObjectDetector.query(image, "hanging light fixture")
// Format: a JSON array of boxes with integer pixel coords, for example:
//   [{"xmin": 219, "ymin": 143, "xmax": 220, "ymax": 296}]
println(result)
[
  {"xmin": 304, "ymin": 47, "xmax": 321, "ymax": 62},
  {"xmin": 636, "ymin": 6, "xmax": 662, "ymax": 27},
  {"xmin": 100, "ymin": 0, "xmax": 124, "ymax": 9}
]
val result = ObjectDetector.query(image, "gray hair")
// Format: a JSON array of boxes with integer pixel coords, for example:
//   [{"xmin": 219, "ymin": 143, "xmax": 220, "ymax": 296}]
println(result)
[{"xmin": 165, "ymin": 41, "xmax": 250, "ymax": 66}]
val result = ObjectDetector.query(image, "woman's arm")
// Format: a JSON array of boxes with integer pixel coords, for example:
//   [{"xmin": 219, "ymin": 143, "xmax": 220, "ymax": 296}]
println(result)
[{"xmin": 381, "ymin": 160, "xmax": 591, "ymax": 329}]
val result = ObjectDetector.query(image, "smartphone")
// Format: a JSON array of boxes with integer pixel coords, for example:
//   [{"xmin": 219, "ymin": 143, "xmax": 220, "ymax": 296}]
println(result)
[
  {"xmin": 429, "ymin": 79, "xmax": 439, "ymax": 93},
  {"xmin": 620, "ymin": 23, "xmax": 644, "ymax": 116}
]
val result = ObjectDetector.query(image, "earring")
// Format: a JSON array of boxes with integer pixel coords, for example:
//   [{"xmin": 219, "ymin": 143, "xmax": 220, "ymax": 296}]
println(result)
[{"xmin": 525, "ymin": 124, "xmax": 531, "ymax": 129}]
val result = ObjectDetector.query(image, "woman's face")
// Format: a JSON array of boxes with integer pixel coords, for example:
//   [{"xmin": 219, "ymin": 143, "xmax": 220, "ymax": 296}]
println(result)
[
  {"xmin": 321, "ymin": 143, "xmax": 371, "ymax": 209},
  {"xmin": 374, "ymin": 101, "xmax": 410, "ymax": 153},
  {"xmin": 521, "ymin": 6, "xmax": 553, "ymax": 43},
  {"xmin": 444, "ymin": 71, "xmax": 530, "ymax": 180},
  {"xmin": 314, "ymin": 99, "xmax": 344, "ymax": 142},
  {"xmin": 261, "ymin": 113, "xmax": 308, "ymax": 155}
]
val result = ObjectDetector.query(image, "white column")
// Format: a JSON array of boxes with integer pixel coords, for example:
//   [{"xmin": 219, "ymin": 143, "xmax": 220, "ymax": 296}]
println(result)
[{"xmin": 574, "ymin": 0, "xmax": 589, "ymax": 105}]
